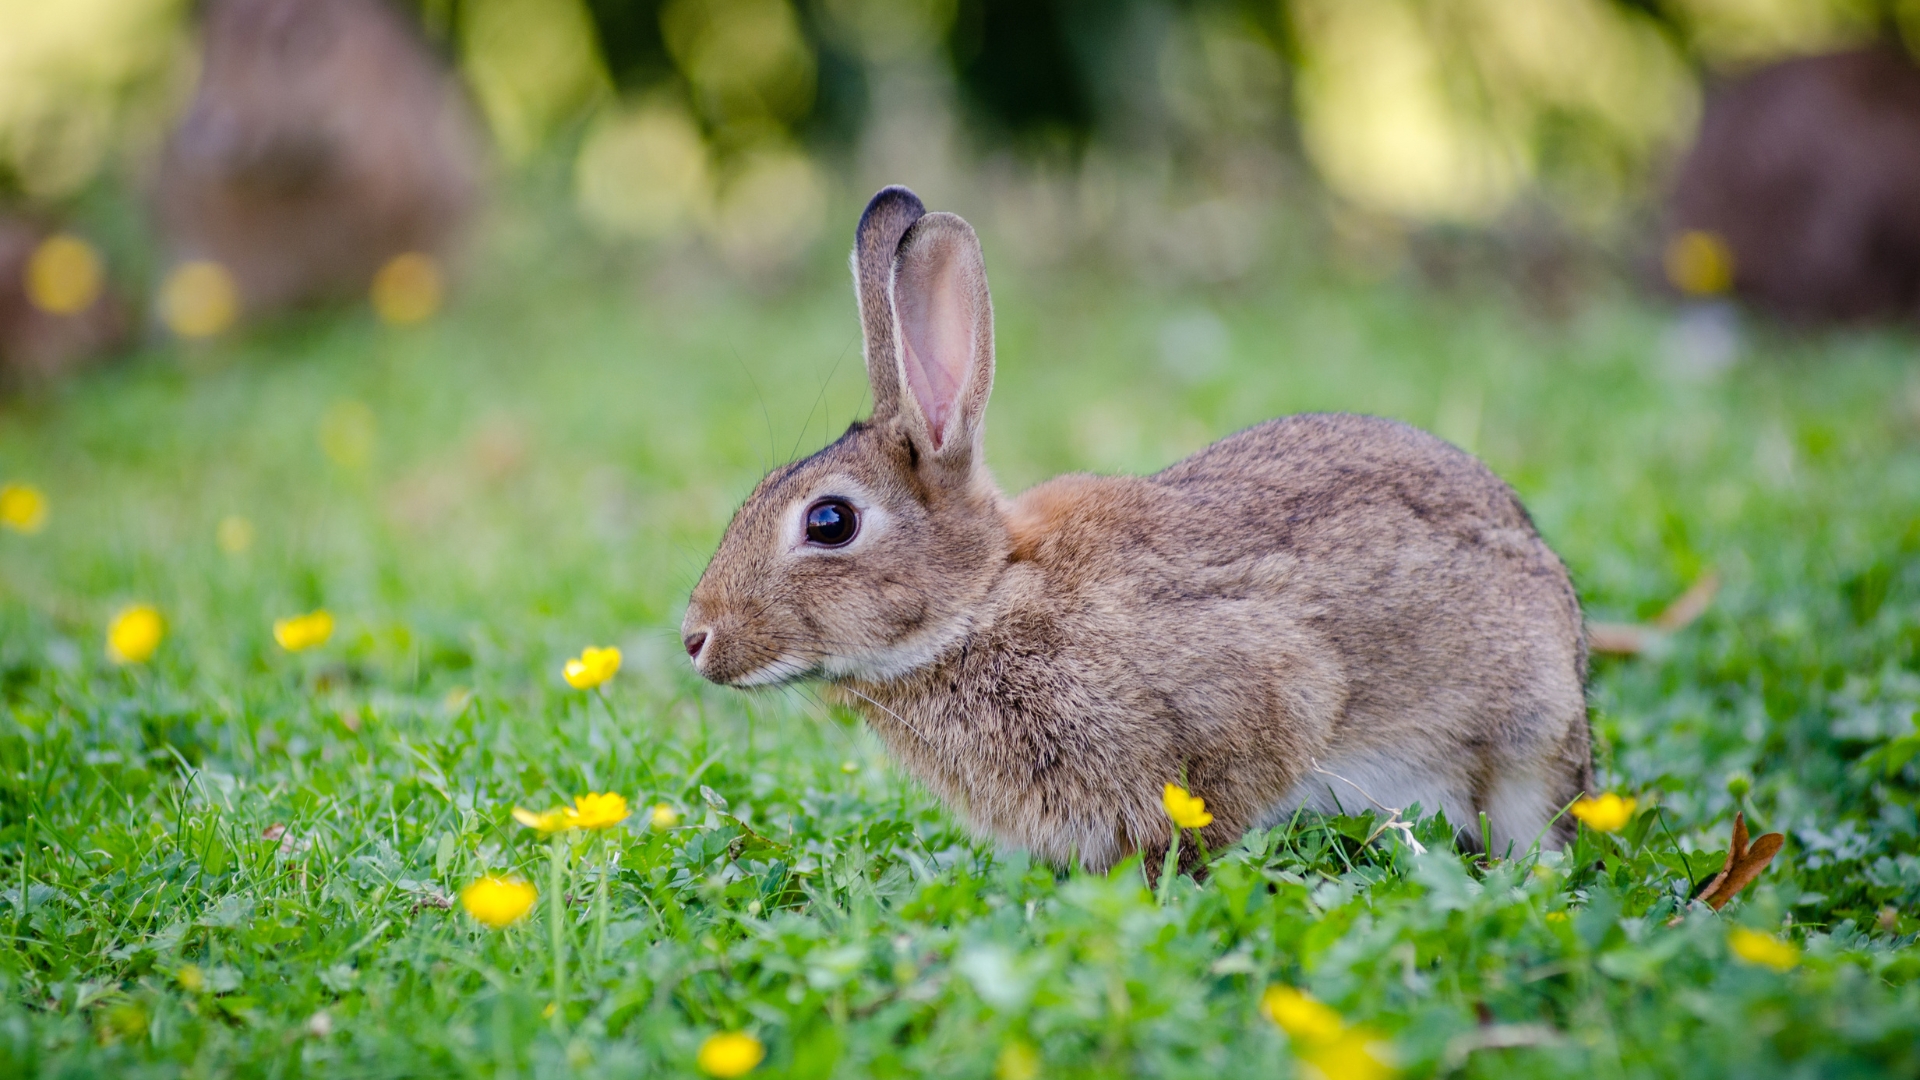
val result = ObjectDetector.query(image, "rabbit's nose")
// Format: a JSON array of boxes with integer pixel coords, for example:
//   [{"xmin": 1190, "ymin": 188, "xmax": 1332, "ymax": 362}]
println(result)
[{"xmin": 683, "ymin": 630, "xmax": 709, "ymax": 661}]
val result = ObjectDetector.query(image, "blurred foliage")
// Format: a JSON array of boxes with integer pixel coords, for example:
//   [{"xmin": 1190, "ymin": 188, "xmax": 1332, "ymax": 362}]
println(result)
[{"xmin": 5, "ymin": 0, "xmax": 1920, "ymax": 275}]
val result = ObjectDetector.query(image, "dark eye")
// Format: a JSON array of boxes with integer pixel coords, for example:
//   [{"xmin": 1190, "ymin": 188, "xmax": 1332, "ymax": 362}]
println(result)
[{"xmin": 804, "ymin": 498, "xmax": 859, "ymax": 547}]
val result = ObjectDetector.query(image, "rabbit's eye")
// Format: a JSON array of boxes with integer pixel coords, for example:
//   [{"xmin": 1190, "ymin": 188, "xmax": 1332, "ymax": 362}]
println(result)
[{"xmin": 804, "ymin": 499, "xmax": 859, "ymax": 547}]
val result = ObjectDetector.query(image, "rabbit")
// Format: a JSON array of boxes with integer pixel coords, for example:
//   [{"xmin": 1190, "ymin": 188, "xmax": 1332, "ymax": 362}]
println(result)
[
  {"xmin": 683, "ymin": 186, "xmax": 1592, "ymax": 872},
  {"xmin": 1665, "ymin": 44, "xmax": 1920, "ymax": 323},
  {"xmin": 154, "ymin": 0, "xmax": 484, "ymax": 316}
]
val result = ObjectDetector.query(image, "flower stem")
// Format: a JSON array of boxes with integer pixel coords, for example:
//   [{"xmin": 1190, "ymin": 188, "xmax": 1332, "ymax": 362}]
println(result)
[
  {"xmin": 548, "ymin": 832, "xmax": 567, "ymax": 1033},
  {"xmin": 592, "ymin": 840, "xmax": 611, "ymax": 966},
  {"xmin": 1158, "ymin": 829, "xmax": 1181, "ymax": 905}
]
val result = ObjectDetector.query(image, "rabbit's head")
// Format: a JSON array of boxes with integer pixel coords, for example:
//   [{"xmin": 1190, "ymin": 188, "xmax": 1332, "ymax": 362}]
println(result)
[{"xmin": 684, "ymin": 188, "xmax": 1008, "ymax": 687}]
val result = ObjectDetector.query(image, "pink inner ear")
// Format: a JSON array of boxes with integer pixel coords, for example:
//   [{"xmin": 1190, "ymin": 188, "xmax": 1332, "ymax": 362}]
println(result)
[{"xmin": 898, "ymin": 260, "xmax": 973, "ymax": 448}]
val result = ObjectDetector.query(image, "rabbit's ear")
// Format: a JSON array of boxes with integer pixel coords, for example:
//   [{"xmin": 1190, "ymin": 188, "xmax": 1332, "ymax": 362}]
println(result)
[
  {"xmin": 890, "ymin": 212, "xmax": 993, "ymax": 461},
  {"xmin": 852, "ymin": 186, "xmax": 925, "ymax": 419}
]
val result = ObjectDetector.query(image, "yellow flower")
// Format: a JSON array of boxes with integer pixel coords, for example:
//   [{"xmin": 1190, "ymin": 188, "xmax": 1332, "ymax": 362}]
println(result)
[
  {"xmin": 1297, "ymin": 1027, "xmax": 1396, "ymax": 1080},
  {"xmin": 1261, "ymin": 986, "xmax": 1345, "ymax": 1042},
  {"xmin": 1162, "ymin": 782, "xmax": 1213, "ymax": 829},
  {"xmin": 319, "ymin": 400, "xmax": 376, "ymax": 468},
  {"xmin": 650, "ymin": 803, "xmax": 681, "ymax": 830},
  {"xmin": 161, "ymin": 260, "xmax": 240, "ymax": 339},
  {"xmin": 513, "ymin": 807, "xmax": 568, "ymax": 833},
  {"xmin": 697, "ymin": 1031, "xmax": 765, "ymax": 1077},
  {"xmin": 565, "ymin": 792, "xmax": 629, "ymax": 830},
  {"xmin": 1262, "ymin": 987, "xmax": 1395, "ymax": 1080},
  {"xmin": 274, "ymin": 610, "xmax": 334, "ymax": 652},
  {"xmin": 0, "ymin": 483, "xmax": 48, "ymax": 534},
  {"xmin": 175, "ymin": 964, "xmax": 206, "ymax": 993},
  {"xmin": 107, "ymin": 605, "xmax": 165, "ymax": 664},
  {"xmin": 370, "ymin": 252, "xmax": 444, "ymax": 325},
  {"xmin": 1569, "ymin": 793, "xmax": 1636, "ymax": 833},
  {"xmin": 216, "ymin": 515, "xmax": 254, "ymax": 554},
  {"xmin": 460, "ymin": 875, "xmax": 537, "ymax": 929},
  {"xmin": 1728, "ymin": 928, "xmax": 1800, "ymax": 972},
  {"xmin": 563, "ymin": 645, "xmax": 621, "ymax": 689},
  {"xmin": 1665, "ymin": 229, "xmax": 1735, "ymax": 297},
  {"xmin": 995, "ymin": 1041, "xmax": 1040, "ymax": 1080},
  {"xmin": 25, "ymin": 234, "xmax": 103, "ymax": 315}
]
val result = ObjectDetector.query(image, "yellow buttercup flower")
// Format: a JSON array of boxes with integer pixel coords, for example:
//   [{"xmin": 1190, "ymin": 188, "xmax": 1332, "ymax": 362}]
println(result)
[
  {"xmin": 216, "ymin": 515, "xmax": 254, "ymax": 554},
  {"xmin": 1665, "ymin": 229, "xmax": 1735, "ymax": 297},
  {"xmin": 107, "ymin": 605, "xmax": 165, "ymax": 665},
  {"xmin": 1569, "ymin": 793, "xmax": 1637, "ymax": 833},
  {"xmin": 995, "ymin": 1041, "xmax": 1040, "ymax": 1080},
  {"xmin": 161, "ymin": 260, "xmax": 239, "ymax": 339},
  {"xmin": 696, "ymin": 1031, "xmax": 765, "ymax": 1077},
  {"xmin": 460, "ymin": 875, "xmax": 537, "ymax": 929},
  {"xmin": 1297, "ymin": 1027, "xmax": 1395, "ymax": 1080},
  {"xmin": 274, "ymin": 610, "xmax": 334, "ymax": 652},
  {"xmin": 319, "ymin": 400, "xmax": 376, "ymax": 468},
  {"xmin": 1261, "ymin": 986, "xmax": 1345, "ymax": 1042},
  {"xmin": 517, "ymin": 793, "xmax": 630, "ymax": 833},
  {"xmin": 1728, "ymin": 928, "xmax": 1800, "ymax": 972},
  {"xmin": 563, "ymin": 645, "xmax": 621, "ymax": 689},
  {"xmin": 1262, "ymin": 986, "xmax": 1395, "ymax": 1080},
  {"xmin": 565, "ymin": 792, "xmax": 629, "ymax": 830},
  {"xmin": 175, "ymin": 964, "xmax": 206, "ymax": 993},
  {"xmin": 0, "ymin": 483, "xmax": 48, "ymax": 533},
  {"xmin": 370, "ymin": 252, "xmax": 444, "ymax": 325},
  {"xmin": 650, "ymin": 803, "xmax": 681, "ymax": 830},
  {"xmin": 1162, "ymin": 783, "xmax": 1213, "ymax": 829},
  {"xmin": 25, "ymin": 234, "xmax": 103, "ymax": 315},
  {"xmin": 513, "ymin": 807, "xmax": 569, "ymax": 833}
]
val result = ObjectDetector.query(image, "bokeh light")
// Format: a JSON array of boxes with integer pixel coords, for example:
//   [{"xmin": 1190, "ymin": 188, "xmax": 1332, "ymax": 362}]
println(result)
[
  {"xmin": 1666, "ymin": 230, "xmax": 1736, "ymax": 297},
  {"xmin": 370, "ymin": 252, "xmax": 445, "ymax": 326},
  {"xmin": 160, "ymin": 260, "xmax": 240, "ymax": 339},
  {"xmin": 24, "ymin": 233, "xmax": 103, "ymax": 315},
  {"xmin": 575, "ymin": 102, "xmax": 712, "ymax": 240},
  {"xmin": 320, "ymin": 400, "xmax": 377, "ymax": 469},
  {"xmin": 461, "ymin": 0, "xmax": 610, "ymax": 162}
]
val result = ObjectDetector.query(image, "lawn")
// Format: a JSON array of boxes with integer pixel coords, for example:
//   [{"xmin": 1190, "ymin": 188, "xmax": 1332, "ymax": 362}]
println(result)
[{"xmin": 2, "ymin": 198, "xmax": 1918, "ymax": 1078}]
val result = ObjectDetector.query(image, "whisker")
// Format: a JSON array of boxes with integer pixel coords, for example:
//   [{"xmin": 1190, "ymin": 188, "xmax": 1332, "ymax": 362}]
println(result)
[{"xmin": 837, "ymin": 684, "xmax": 935, "ymax": 749}]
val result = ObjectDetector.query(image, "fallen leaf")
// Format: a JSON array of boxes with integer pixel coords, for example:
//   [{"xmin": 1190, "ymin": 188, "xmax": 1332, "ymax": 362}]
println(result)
[
  {"xmin": 1589, "ymin": 572, "xmax": 1720, "ymax": 656},
  {"xmin": 1696, "ymin": 811, "xmax": 1784, "ymax": 911},
  {"xmin": 1586, "ymin": 622, "xmax": 1650, "ymax": 656}
]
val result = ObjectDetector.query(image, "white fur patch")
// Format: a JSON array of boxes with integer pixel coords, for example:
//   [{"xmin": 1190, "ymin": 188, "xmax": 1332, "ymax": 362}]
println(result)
[
  {"xmin": 1272, "ymin": 751, "xmax": 1469, "ymax": 834},
  {"xmin": 729, "ymin": 655, "xmax": 815, "ymax": 687},
  {"xmin": 820, "ymin": 618, "xmax": 970, "ymax": 682}
]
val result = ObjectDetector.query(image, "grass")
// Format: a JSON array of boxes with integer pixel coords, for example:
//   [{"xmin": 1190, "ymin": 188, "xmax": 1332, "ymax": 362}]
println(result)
[{"xmin": 2, "ymin": 200, "xmax": 1919, "ymax": 1078}]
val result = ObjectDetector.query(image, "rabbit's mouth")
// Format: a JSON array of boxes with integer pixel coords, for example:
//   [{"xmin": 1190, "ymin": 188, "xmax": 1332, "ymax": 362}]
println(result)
[{"xmin": 726, "ymin": 654, "xmax": 819, "ymax": 688}]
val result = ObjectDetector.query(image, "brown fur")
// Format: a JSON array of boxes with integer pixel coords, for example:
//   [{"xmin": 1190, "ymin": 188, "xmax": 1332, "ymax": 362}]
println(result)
[
  {"xmin": 155, "ymin": 0, "xmax": 484, "ymax": 315},
  {"xmin": 1666, "ymin": 44, "xmax": 1920, "ymax": 323},
  {"xmin": 685, "ymin": 188, "xmax": 1592, "ymax": 872}
]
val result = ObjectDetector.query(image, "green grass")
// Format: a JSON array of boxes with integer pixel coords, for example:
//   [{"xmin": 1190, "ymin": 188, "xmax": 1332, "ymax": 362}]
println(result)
[{"xmin": 3, "ymin": 203, "xmax": 1919, "ymax": 1078}]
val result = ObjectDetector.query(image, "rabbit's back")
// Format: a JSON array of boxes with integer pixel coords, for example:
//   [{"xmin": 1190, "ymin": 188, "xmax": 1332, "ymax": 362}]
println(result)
[
  {"xmin": 997, "ymin": 412, "xmax": 1589, "ymax": 853},
  {"xmin": 1185, "ymin": 414, "xmax": 1587, "ymax": 834}
]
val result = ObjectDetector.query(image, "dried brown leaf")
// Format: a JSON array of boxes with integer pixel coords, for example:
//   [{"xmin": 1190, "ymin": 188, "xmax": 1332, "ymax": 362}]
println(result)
[{"xmin": 1696, "ymin": 811, "xmax": 1785, "ymax": 911}]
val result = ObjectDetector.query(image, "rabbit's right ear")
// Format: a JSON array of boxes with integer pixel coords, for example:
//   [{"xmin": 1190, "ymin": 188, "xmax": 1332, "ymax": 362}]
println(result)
[
  {"xmin": 890, "ymin": 211, "xmax": 994, "ymax": 465},
  {"xmin": 852, "ymin": 186, "xmax": 925, "ymax": 420}
]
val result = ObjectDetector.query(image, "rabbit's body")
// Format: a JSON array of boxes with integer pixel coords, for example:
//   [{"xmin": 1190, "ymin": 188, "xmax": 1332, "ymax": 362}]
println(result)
[{"xmin": 686, "ymin": 188, "xmax": 1591, "ymax": 871}]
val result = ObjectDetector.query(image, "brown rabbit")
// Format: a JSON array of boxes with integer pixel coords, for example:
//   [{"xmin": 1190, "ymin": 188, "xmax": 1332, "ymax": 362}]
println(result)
[
  {"xmin": 154, "ymin": 0, "xmax": 484, "ymax": 315},
  {"xmin": 684, "ymin": 187, "xmax": 1592, "ymax": 872},
  {"xmin": 1665, "ymin": 44, "xmax": 1920, "ymax": 323}
]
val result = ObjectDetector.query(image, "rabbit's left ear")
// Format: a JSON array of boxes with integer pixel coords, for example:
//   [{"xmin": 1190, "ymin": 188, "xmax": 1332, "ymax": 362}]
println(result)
[
  {"xmin": 889, "ymin": 212, "xmax": 994, "ymax": 465},
  {"xmin": 852, "ymin": 186, "xmax": 924, "ymax": 421}
]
